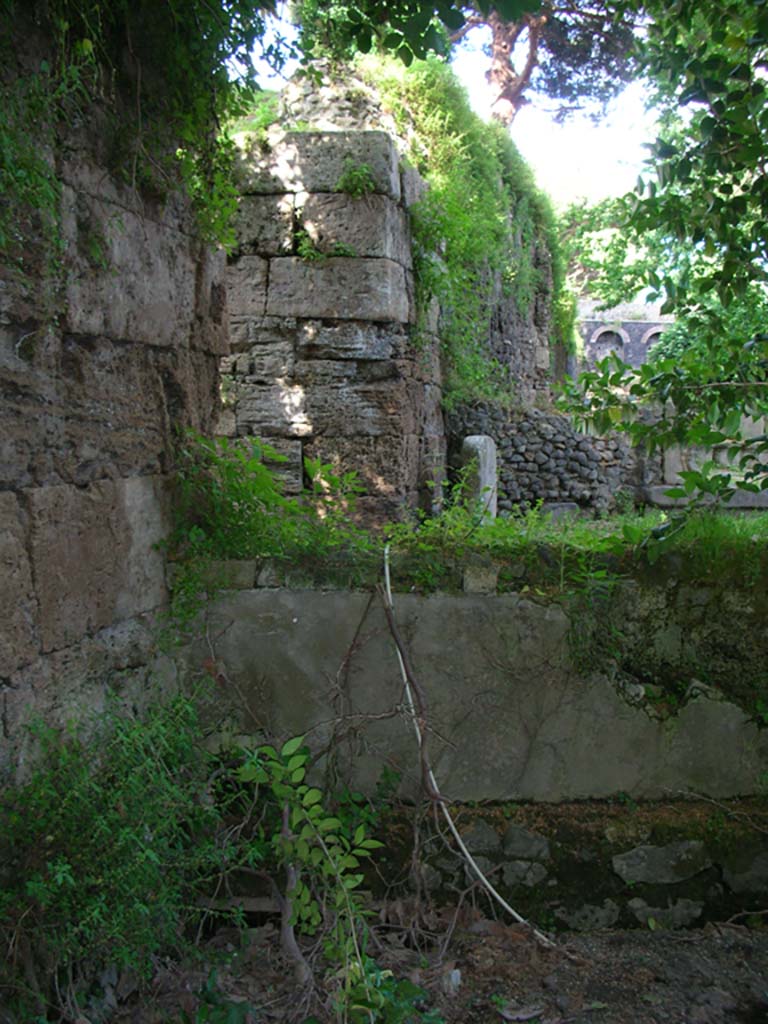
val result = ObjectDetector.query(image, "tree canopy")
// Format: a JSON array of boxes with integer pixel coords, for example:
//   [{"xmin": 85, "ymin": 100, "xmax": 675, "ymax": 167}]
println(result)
[
  {"xmin": 450, "ymin": 1, "xmax": 636, "ymax": 123},
  {"xmin": 561, "ymin": 0, "xmax": 768, "ymax": 499}
]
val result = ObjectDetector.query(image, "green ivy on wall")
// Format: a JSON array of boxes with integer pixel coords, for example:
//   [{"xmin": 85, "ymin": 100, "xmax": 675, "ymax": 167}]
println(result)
[
  {"xmin": 358, "ymin": 55, "xmax": 577, "ymax": 406},
  {"xmin": 0, "ymin": 0, "xmax": 282, "ymax": 265}
]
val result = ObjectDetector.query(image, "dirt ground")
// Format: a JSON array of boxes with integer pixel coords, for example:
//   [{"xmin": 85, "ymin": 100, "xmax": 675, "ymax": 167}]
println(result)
[{"xmin": 116, "ymin": 909, "xmax": 768, "ymax": 1024}]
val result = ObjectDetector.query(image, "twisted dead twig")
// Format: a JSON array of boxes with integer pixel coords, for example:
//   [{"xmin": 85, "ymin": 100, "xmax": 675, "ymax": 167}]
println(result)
[{"xmin": 380, "ymin": 546, "xmax": 556, "ymax": 950}]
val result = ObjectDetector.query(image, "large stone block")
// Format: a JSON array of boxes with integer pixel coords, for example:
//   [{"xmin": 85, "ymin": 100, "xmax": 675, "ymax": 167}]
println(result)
[
  {"xmin": 4, "ymin": 616, "xmax": 175, "ymax": 775},
  {"xmin": 27, "ymin": 476, "xmax": 167, "ymax": 652},
  {"xmin": 296, "ymin": 320, "xmax": 406, "ymax": 361},
  {"xmin": 234, "ymin": 131, "xmax": 402, "ymax": 200},
  {"xmin": 227, "ymin": 256, "xmax": 268, "ymax": 317},
  {"xmin": 114, "ymin": 476, "xmax": 169, "ymax": 621},
  {"xmin": 305, "ymin": 380, "xmax": 420, "ymax": 436},
  {"xmin": 0, "ymin": 334, "xmax": 220, "ymax": 489},
  {"xmin": 0, "ymin": 492, "xmax": 37, "ymax": 675},
  {"xmin": 266, "ymin": 257, "xmax": 410, "ymax": 322},
  {"xmin": 192, "ymin": 246, "xmax": 229, "ymax": 356},
  {"xmin": 241, "ymin": 342, "xmax": 296, "ymax": 382},
  {"xmin": 400, "ymin": 162, "xmax": 429, "ymax": 208},
  {"xmin": 299, "ymin": 193, "xmax": 411, "ymax": 267},
  {"xmin": 236, "ymin": 384, "xmax": 312, "ymax": 437},
  {"xmin": 61, "ymin": 186, "xmax": 223, "ymax": 351},
  {"xmin": 235, "ymin": 194, "xmax": 294, "ymax": 255}
]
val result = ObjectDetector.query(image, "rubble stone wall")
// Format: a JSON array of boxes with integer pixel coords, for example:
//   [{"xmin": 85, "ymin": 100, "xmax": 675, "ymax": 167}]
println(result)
[
  {"xmin": 219, "ymin": 130, "xmax": 446, "ymax": 521},
  {"xmin": 447, "ymin": 403, "xmax": 663, "ymax": 513},
  {"xmin": 0, "ymin": 107, "xmax": 226, "ymax": 773}
]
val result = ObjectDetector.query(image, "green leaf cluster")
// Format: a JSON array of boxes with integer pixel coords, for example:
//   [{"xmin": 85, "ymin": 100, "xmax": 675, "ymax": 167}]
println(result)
[
  {"xmin": 335, "ymin": 156, "xmax": 377, "ymax": 197},
  {"xmin": 163, "ymin": 433, "xmax": 377, "ymax": 635},
  {"xmin": 0, "ymin": 696, "xmax": 239, "ymax": 1018},
  {"xmin": 565, "ymin": 0, "xmax": 768, "ymax": 496},
  {"xmin": 236, "ymin": 737, "xmax": 442, "ymax": 1024}
]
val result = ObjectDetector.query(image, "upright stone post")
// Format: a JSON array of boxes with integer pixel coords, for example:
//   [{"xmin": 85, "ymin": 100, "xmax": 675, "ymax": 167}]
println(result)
[{"xmin": 460, "ymin": 435, "xmax": 497, "ymax": 521}]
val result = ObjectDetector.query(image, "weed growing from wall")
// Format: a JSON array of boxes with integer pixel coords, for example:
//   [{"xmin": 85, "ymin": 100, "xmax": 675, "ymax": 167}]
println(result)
[
  {"xmin": 164, "ymin": 433, "xmax": 377, "ymax": 638},
  {"xmin": 335, "ymin": 156, "xmax": 377, "ymax": 197}
]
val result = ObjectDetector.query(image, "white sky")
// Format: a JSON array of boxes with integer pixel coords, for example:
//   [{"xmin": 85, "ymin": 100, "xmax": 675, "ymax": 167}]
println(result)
[
  {"xmin": 450, "ymin": 30, "xmax": 657, "ymax": 209},
  {"xmin": 253, "ymin": 14, "xmax": 658, "ymax": 210}
]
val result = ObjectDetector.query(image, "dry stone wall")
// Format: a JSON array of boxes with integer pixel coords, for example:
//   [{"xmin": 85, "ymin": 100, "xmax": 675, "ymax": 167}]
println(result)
[
  {"xmin": 220, "ymin": 130, "xmax": 445, "ymax": 521},
  {"xmin": 0, "ymin": 107, "xmax": 226, "ymax": 773},
  {"xmin": 448, "ymin": 403, "xmax": 662, "ymax": 513}
]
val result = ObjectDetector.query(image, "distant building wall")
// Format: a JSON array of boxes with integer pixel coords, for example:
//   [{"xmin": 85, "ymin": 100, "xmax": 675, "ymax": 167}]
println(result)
[{"xmin": 581, "ymin": 319, "xmax": 669, "ymax": 368}]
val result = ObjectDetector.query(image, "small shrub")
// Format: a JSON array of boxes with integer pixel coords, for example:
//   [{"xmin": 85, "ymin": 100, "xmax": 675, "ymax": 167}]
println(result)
[
  {"xmin": 335, "ymin": 157, "xmax": 377, "ymax": 198},
  {"xmin": 296, "ymin": 227, "xmax": 327, "ymax": 261},
  {"xmin": 0, "ymin": 695, "xmax": 233, "ymax": 1019}
]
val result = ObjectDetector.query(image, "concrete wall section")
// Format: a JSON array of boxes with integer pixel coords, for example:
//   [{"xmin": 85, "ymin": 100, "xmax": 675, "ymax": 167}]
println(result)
[{"xmin": 195, "ymin": 588, "xmax": 768, "ymax": 802}]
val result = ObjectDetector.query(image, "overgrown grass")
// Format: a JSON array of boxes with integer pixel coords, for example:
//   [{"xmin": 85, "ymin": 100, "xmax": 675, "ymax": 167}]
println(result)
[{"xmin": 168, "ymin": 433, "xmax": 768, "ymax": 598}]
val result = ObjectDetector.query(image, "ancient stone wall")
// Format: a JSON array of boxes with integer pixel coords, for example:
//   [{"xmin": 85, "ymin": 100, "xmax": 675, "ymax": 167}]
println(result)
[
  {"xmin": 277, "ymin": 70, "xmax": 558, "ymax": 404},
  {"xmin": 0, "ymin": 101, "xmax": 226, "ymax": 772},
  {"xmin": 447, "ymin": 403, "xmax": 663, "ymax": 513},
  {"xmin": 219, "ymin": 130, "xmax": 445, "ymax": 522}
]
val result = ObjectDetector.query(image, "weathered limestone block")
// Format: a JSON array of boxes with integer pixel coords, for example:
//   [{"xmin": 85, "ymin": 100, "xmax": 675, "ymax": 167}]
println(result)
[
  {"xmin": 227, "ymin": 256, "xmax": 268, "ymax": 317},
  {"xmin": 236, "ymin": 384, "xmax": 312, "ymax": 438},
  {"xmin": 230, "ymin": 341, "xmax": 295, "ymax": 382},
  {"xmin": 460, "ymin": 435, "xmax": 498, "ymax": 519},
  {"xmin": 4, "ymin": 616, "xmax": 175, "ymax": 775},
  {"xmin": 234, "ymin": 131, "xmax": 402, "ymax": 200},
  {"xmin": 0, "ymin": 335, "xmax": 219, "ymax": 489},
  {"xmin": 193, "ymin": 247, "xmax": 229, "ymax": 354},
  {"xmin": 400, "ymin": 162, "xmax": 429, "ymax": 208},
  {"xmin": 299, "ymin": 193, "xmax": 411, "ymax": 267},
  {"xmin": 0, "ymin": 492, "xmax": 37, "ymax": 674},
  {"xmin": 266, "ymin": 257, "xmax": 411, "ymax": 323},
  {"xmin": 293, "ymin": 359, "xmax": 363, "ymax": 386},
  {"xmin": 229, "ymin": 315, "xmax": 298, "ymax": 353},
  {"xmin": 235, "ymin": 194, "xmax": 294, "ymax": 255},
  {"xmin": 305, "ymin": 381, "xmax": 420, "ymax": 436},
  {"xmin": 61, "ymin": 187, "xmax": 227, "ymax": 354},
  {"xmin": 296, "ymin": 320, "xmax": 406, "ymax": 361},
  {"xmin": 114, "ymin": 476, "xmax": 169, "ymax": 620},
  {"xmin": 27, "ymin": 476, "xmax": 167, "ymax": 652}
]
